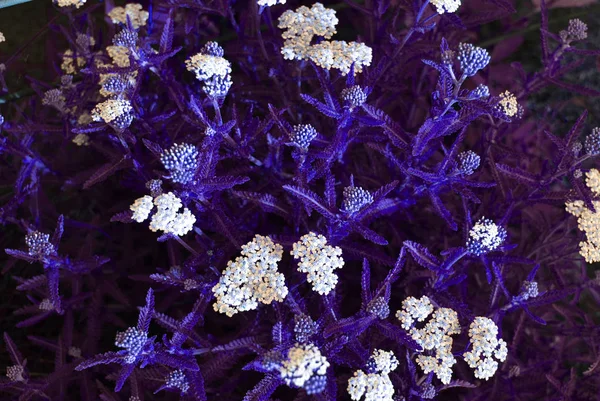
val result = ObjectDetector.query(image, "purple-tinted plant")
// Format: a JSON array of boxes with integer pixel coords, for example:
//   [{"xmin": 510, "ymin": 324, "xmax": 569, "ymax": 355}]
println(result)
[{"xmin": 1, "ymin": 0, "xmax": 600, "ymax": 400}]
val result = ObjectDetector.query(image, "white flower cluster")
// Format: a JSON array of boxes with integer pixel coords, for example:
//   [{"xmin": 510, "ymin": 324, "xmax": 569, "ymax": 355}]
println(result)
[
  {"xmin": 72, "ymin": 133, "xmax": 90, "ymax": 146},
  {"xmin": 129, "ymin": 192, "xmax": 196, "ymax": 236},
  {"xmin": 108, "ymin": 4, "xmax": 149, "ymax": 29},
  {"xmin": 496, "ymin": 91, "xmax": 519, "ymax": 118},
  {"xmin": 396, "ymin": 296, "xmax": 460, "ymax": 384},
  {"xmin": 566, "ymin": 200, "xmax": 600, "ymax": 263},
  {"xmin": 290, "ymin": 232, "xmax": 345, "ymax": 295},
  {"xmin": 347, "ymin": 349, "xmax": 398, "ymax": 401},
  {"xmin": 257, "ymin": 0, "xmax": 286, "ymax": 6},
  {"xmin": 91, "ymin": 98, "xmax": 133, "ymax": 124},
  {"xmin": 278, "ymin": 343, "xmax": 329, "ymax": 388},
  {"xmin": 54, "ymin": 0, "xmax": 86, "ymax": 8},
  {"xmin": 430, "ymin": 0, "xmax": 461, "ymax": 14},
  {"xmin": 212, "ymin": 235, "xmax": 288, "ymax": 316},
  {"xmin": 0, "ymin": 32, "xmax": 5, "ymax": 43},
  {"xmin": 278, "ymin": 3, "xmax": 372, "ymax": 75},
  {"xmin": 463, "ymin": 317, "xmax": 507, "ymax": 380},
  {"xmin": 185, "ymin": 54, "xmax": 231, "ymax": 81},
  {"xmin": 586, "ymin": 169, "xmax": 600, "ymax": 195},
  {"xmin": 466, "ymin": 217, "xmax": 507, "ymax": 256}
]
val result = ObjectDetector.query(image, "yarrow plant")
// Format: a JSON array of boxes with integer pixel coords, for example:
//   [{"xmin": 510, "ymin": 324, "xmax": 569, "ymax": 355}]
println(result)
[{"xmin": 1, "ymin": 1, "xmax": 600, "ymax": 401}]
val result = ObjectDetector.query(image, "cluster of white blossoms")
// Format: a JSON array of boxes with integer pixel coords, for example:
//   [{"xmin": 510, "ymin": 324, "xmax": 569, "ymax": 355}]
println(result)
[
  {"xmin": 347, "ymin": 349, "xmax": 398, "ymax": 401},
  {"xmin": 565, "ymin": 179, "xmax": 600, "ymax": 263},
  {"xmin": 396, "ymin": 296, "xmax": 460, "ymax": 384},
  {"xmin": 91, "ymin": 98, "xmax": 133, "ymax": 127},
  {"xmin": 257, "ymin": 0, "xmax": 286, "ymax": 6},
  {"xmin": 278, "ymin": 343, "xmax": 329, "ymax": 389},
  {"xmin": 430, "ymin": 0, "xmax": 461, "ymax": 14},
  {"xmin": 463, "ymin": 317, "xmax": 508, "ymax": 380},
  {"xmin": 108, "ymin": 4, "xmax": 149, "ymax": 29},
  {"xmin": 0, "ymin": 32, "xmax": 5, "ymax": 43},
  {"xmin": 185, "ymin": 42, "xmax": 232, "ymax": 98},
  {"xmin": 54, "ymin": 0, "xmax": 86, "ymax": 8},
  {"xmin": 586, "ymin": 169, "xmax": 600, "ymax": 195},
  {"xmin": 212, "ymin": 235, "xmax": 288, "ymax": 316},
  {"xmin": 496, "ymin": 91, "xmax": 519, "ymax": 118},
  {"xmin": 466, "ymin": 217, "xmax": 507, "ymax": 256},
  {"xmin": 278, "ymin": 3, "xmax": 372, "ymax": 75},
  {"xmin": 290, "ymin": 232, "xmax": 345, "ymax": 295},
  {"xmin": 72, "ymin": 133, "xmax": 90, "ymax": 146},
  {"xmin": 129, "ymin": 192, "xmax": 196, "ymax": 236}
]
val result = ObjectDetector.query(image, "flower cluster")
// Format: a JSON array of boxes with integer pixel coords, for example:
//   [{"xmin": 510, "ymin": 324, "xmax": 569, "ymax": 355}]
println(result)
[
  {"xmin": 566, "ymin": 180, "xmax": 600, "ymax": 263},
  {"xmin": 463, "ymin": 317, "xmax": 508, "ymax": 380},
  {"xmin": 457, "ymin": 43, "xmax": 491, "ymax": 77},
  {"xmin": 430, "ymin": 0, "xmax": 461, "ymax": 14},
  {"xmin": 25, "ymin": 231, "xmax": 55, "ymax": 257},
  {"xmin": 185, "ymin": 42, "xmax": 232, "ymax": 98},
  {"xmin": 291, "ymin": 232, "xmax": 345, "ymax": 295},
  {"xmin": 496, "ymin": 90, "xmax": 519, "ymax": 117},
  {"xmin": 160, "ymin": 143, "xmax": 199, "ymax": 184},
  {"xmin": 130, "ymin": 192, "xmax": 196, "ymax": 236},
  {"xmin": 91, "ymin": 98, "xmax": 134, "ymax": 129},
  {"xmin": 289, "ymin": 124, "xmax": 318, "ymax": 148},
  {"xmin": 342, "ymin": 186, "xmax": 373, "ymax": 214},
  {"xmin": 278, "ymin": 3, "xmax": 372, "ymax": 75},
  {"xmin": 397, "ymin": 296, "xmax": 460, "ymax": 384},
  {"xmin": 467, "ymin": 217, "xmax": 507, "ymax": 256},
  {"xmin": 108, "ymin": 4, "xmax": 149, "ymax": 29},
  {"xmin": 212, "ymin": 235, "xmax": 288, "ymax": 316},
  {"xmin": 278, "ymin": 343, "xmax": 329, "ymax": 394},
  {"xmin": 54, "ymin": 0, "xmax": 86, "ymax": 8},
  {"xmin": 347, "ymin": 349, "xmax": 398, "ymax": 401}
]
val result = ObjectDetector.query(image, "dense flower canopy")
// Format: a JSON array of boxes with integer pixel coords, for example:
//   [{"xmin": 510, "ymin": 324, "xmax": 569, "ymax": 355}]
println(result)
[{"xmin": 1, "ymin": 1, "xmax": 600, "ymax": 401}]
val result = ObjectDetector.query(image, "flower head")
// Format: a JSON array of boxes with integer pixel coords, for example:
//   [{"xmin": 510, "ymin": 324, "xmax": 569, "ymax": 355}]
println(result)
[
  {"xmin": 146, "ymin": 179, "xmax": 163, "ymax": 197},
  {"xmin": 586, "ymin": 169, "xmax": 600, "ymax": 195},
  {"xmin": 91, "ymin": 98, "xmax": 133, "ymax": 129},
  {"xmin": 463, "ymin": 317, "xmax": 507, "ymax": 380},
  {"xmin": 0, "ymin": 32, "xmax": 5, "ymax": 43},
  {"xmin": 113, "ymin": 29, "xmax": 138, "ymax": 49},
  {"xmin": 584, "ymin": 128, "xmax": 600, "ymax": 156},
  {"xmin": 258, "ymin": 0, "xmax": 286, "ymax": 6},
  {"xmin": 212, "ymin": 235, "xmax": 288, "ymax": 316},
  {"xmin": 200, "ymin": 41, "xmax": 225, "ymax": 57},
  {"xmin": 160, "ymin": 143, "xmax": 199, "ymax": 184},
  {"xmin": 130, "ymin": 195, "xmax": 154, "ymax": 223},
  {"xmin": 430, "ymin": 0, "xmax": 461, "ymax": 14},
  {"xmin": 467, "ymin": 217, "xmax": 507, "ymax": 255},
  {"xmin": 348, "ymin": 349, "xmax": 397, "ymax": 401},
  {"xmin": 342, "ymin": 85, "xmax": 367, "ymax": 108},
  {"xmin": 397, "ymin": 296, "xmax": 460, "ymax": 384},
  {"xmin": 25, "ymin": 231, "xmax": 55, "ymax": 257},
  {"xmin": 72, "ymin": 134, "xmax": 90, "ymax": 146},
  {"xmin": 6, "ymin": 365, "xmax": 25, "ymax": 382},
  {"xmin": 294, "ymin": 314, "xmax": 317, "ymax": 343},
  {"xmin": 185, "ymin": 45, "xmax": 232, "ymax": 98},
  {"xmin": 291, "ymin": 232, "xmax": 345, "ymax": 295},
  {"xmin": 306, "ymin": 40, "xmax": 372, "ymax": 75},
  {"xmin": 165, "ymin": 369, "xmax": 189, "ymax": 394},
  {"xmin": 108, "ymin": 4, "xmax": 149, "ymax": 29},
  {"xmin": 42, "ymin": 89, "xmax": 66, "ymax": 113},
  {"xmin": 115, "ymin": 327, "xmax": 148, "ymax": 364},
  {"xmin": 148, "ymin": 192, "xmax": 196, "ymax": 236},
  {"xmin": 342, "ymin": 186, "xmax": 373, "ymax": 214},
  {"xmin": 469, "ymin": 84, "xmax": 490, "ymax": 99},
  {"xmin": 457, "ymin": 43, "xmax": 490, "ymax": 77},
  {"xmin": 560, "ymin": 19, "xmax": 588, "ymax": 43},
  {"xmin": 366, "ymin": 297, "xmax": 390, "ymax": 319},
  {"xmin": 278, "ymin": 343, "xmax": 329, "ymax": 391},
  {"xmin": 54, "ymin": 0, "xmax": 86, "ymax": 8},
  {"xmin": 496, "ymin": 91, "xmax": 519, "ymax": 118},
  {"xmin": 289, "ymin": 124, "xmax": 318, "ymax": 149},
  {"xmin": 39, "ymin": 298, "xmax": 55, "ymax": 311},
  {"xmin": 457, "ymin": 150, "xmax": 480, "ymax": 176}
]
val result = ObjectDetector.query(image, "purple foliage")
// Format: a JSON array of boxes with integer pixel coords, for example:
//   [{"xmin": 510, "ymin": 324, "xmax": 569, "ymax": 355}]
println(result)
[{"xmin": 1, "ymin": 0, "xmax": 600, "ymax": 400}]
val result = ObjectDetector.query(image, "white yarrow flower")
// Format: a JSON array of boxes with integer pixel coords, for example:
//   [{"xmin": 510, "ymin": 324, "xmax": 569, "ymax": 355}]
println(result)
[
  {"xmin": 130, "ymin": 195, "xmax": 154, "ymax": 222},
  {"xmin": 463, "ymin": 317, "xmax": 507, "ymax": 380},
  {"xmin": 278, "ymin": 343, "xmax": 329, "ymax": 388},
  {"xmin": 291, "ymin": 232, "xmax": 345, "ymax": 295}
]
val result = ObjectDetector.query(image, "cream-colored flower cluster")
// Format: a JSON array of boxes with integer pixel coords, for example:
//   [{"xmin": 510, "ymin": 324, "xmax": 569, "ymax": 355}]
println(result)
[
  {"xmin": 496, "ymin": 90, "xmax": 519, "ymax": 117},
  {"xmin": 212, "ymin": 235, "xmax": 288, "ymax": 316},
  {"xmin": 291, "ymin": 232, "xmax": 345, "ymax": 295},
  {"xmin": 347, "ymin": 349, "xmax": 398, "ymax": 401},
  {"xmin": 566, "ymin": 170, "xmax": 600, "ymax": 263},
  {"xmin": 278, "ymin": 3, "xmax": 372, "ymax": 75},
  {"xmin": 129, "ymin": 192, "xmax": 196, "ymax": 236},
  {"xmin": 91, "ymin": 98, "xmax": 133, "ymax": 124},
  {"xmin": 463, "ymin": 317, "xmax": 508, "ymax": 380},
  {"xmin": 54, "ymin": 0, "xmax": 86, "ymax": 8},
  {"xmin": 396, "ymin": 296, "xmax": 460, "ymax": 384},
  {"xmin": 430, "ymin": 0, "xmax": 461, "ymax": 14},
  {"xmin": 278, "ymin": 343, "xmax": 329, "ymax": 388},
  {"xmin": 108, "ymin": 4, "xmax": 149, "ymax": 29}
]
